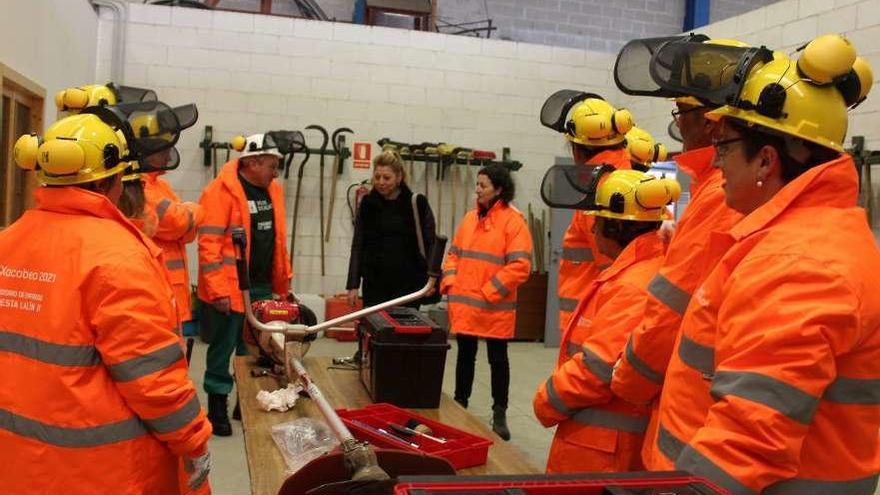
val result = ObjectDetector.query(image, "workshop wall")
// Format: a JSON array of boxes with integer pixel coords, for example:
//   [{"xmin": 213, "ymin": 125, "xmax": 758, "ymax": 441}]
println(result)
[
  {"xmin": 0, "ymin": 0, "xmax": 98, "ymax": 128},
  {"xmin": 101, "ymin": 3, "xmax": 619, "ymax": 295}
]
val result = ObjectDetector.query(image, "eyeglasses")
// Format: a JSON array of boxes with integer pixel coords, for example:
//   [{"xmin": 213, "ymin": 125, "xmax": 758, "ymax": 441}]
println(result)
[
  {"xmin": 712, "ymin": 136, "xmax": 746, "ymax": 158},
  {"xmin": 671, "ymin": 106, "xmax": 703, "ymax": 121}
]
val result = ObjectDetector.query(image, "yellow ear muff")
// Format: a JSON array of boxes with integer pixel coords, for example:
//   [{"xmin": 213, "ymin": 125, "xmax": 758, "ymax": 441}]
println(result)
[
  {"xmin": 635, "ymin": 177, "xmax": 681, "ymax": 209},
  {"xmin": 797, "ymin": 34, "xmax": 857, "ymax": 85},
  {"xmin": 38, "ymin": 139, "xmax": 86, "ymax": 176},
  {"xmin": 14, "ymin": 134, "xmax": 40, "ymax": 170},
  {"xmin": 55, "ymin": 88, "xmax": 91, "ymax": 112},
  {"xmin": 231, "ymin": 135, "xmax": 247, "ymax": 152},
  {"xmin": 655, "ymin": 143, "xmax": 668, "ymax": 162},
  {"xmin": 836, "ymin": 56, "xmax": 874, "ymax": 107},
  {"xmin": 612, "ymin": 108, "xmax": 634, "ymax": 135},
  {"xmin": 628, "ymin": 138, "xmax": 653, "ymax": 163}
]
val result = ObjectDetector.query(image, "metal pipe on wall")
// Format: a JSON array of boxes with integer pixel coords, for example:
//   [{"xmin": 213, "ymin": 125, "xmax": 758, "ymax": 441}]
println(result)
[{"xmin": 90, "ymin": 0, "xmax": 128, "ymax": 82}]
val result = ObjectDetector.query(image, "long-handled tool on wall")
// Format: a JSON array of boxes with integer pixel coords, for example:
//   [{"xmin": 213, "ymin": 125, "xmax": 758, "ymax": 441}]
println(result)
[
  {"xmin": 289, "ymin": 146, "xmax": 312, "ymax": 265},
  {"xmin": 306, "ymin": 125, "xmax": 329, "ymax": 277},
  {"xmin": 325, "ymin": 127, "xmax": 353, "ymax": 242}
]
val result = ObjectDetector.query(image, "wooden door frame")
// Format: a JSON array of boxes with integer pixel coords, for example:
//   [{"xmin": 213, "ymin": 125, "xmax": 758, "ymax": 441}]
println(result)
[{"xmin": 0, "ymin": 63, "xmax": 44, "ymax": 228}]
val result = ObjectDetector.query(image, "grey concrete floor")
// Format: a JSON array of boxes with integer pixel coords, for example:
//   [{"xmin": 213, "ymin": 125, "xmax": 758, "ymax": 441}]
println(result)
[{"xmin": 188, "ymin": 336, "xmax": 559, "ymax": 494}]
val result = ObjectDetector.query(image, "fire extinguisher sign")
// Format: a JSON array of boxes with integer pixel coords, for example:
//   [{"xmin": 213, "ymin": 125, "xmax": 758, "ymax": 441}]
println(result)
[{"xmin": 352, "ymin": 142, "xmax": 372, "ymax": 169}]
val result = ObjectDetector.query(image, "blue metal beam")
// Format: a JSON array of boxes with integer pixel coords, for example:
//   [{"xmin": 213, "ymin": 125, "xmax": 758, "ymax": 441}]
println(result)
[{"xmin": 684, "ymin": 0, "xmax": 711, "ymax": 31}]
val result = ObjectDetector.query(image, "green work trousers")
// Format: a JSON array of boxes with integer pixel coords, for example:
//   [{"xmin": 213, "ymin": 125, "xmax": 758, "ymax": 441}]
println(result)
[{"xmin": 202, "ymin": 284, "xmax": 272, "ymax": 395}]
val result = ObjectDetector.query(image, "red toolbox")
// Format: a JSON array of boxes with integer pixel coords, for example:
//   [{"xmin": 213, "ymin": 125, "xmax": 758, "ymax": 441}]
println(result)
[
  {"xmin": 393, "ymin": 472, "xmax": 730, "ymax": 495},
  {"xmin": 336, "ymin": 403, "xmax": 492, "ymax": 470}
]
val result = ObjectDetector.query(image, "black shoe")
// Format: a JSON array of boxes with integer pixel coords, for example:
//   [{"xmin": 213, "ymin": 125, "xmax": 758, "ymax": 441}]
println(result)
[
  {"xmin": 232, "ymin": 400, "xmax": 241, "ymax": 421},
  {"xmin": 492, "ymin": 406, "xmax": 510, "ymax": 441},
  {"xmin": 208, "ymin": 393, "xmax": 232, "ymax": 436}
]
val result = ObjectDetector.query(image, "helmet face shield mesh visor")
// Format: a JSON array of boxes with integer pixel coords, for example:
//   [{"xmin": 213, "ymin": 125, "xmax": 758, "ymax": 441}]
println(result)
[
  {"xmin": 540, "ymin": 164, "xmax": 614, "ymax": 210},
  {"xmin": 614, "ymin": 34, "xmax": 708, "ymax": 96},
  {"xmin": 650, "ymin": 42, "xmax": 773, "ymax": 107},
  {"xmin": 541, "ymin": 89, "xmax": 594, "ymax": 132},
  {"xmin": 137, "ymin": 146, "xmax": 180, "ymax": 173},
  {"xmin": 267, "ymin": 130, "xmax": 305, "ymax": 155},
  {"xmin": 112, "ymin": 85, "xmax": 158, "ymax": 105},
  {"xmin": 667, "ymin": 120, "xmax": 684, "ymax": 143},
  {"xmin": 83, "ymin": 100, "xmax": 187, "ymax": 159}
]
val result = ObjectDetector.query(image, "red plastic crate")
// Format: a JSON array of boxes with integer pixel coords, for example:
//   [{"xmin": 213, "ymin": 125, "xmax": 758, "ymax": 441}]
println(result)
[
  {"xmin": 393, "ymin": 472, "xmax": 731, "ymax": 495},
  {"xmin": 336, "ymin": 403, "xmax": 493, "ymax": 470}
]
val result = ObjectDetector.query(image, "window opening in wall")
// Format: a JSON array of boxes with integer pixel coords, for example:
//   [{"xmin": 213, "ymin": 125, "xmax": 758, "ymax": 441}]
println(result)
[{"xmin": 0, "ymin": 67, "xmax": 43, "ymax": 229}]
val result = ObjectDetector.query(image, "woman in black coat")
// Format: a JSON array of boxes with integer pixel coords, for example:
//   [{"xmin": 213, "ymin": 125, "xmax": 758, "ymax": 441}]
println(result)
[{"xmin": 347, "ymin": 150, "xmax": 436, "ymax": 307}]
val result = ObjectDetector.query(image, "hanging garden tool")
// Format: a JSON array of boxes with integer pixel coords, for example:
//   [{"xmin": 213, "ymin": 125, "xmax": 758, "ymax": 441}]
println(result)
[
  {"xmin": 325, "ymin": 127, "xmax": 353, "ymax": 242},
  {"xmin": 289, "ymin": 145, "xmax": 312, "ymax": 265},
  {"xmin": 305, "ymin": 125, "xmax": 330, "ymax": 277}
]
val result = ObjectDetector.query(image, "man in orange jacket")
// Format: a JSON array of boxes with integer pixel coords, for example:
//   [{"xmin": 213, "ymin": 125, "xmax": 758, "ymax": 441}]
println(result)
[
  {"xmin": 534, "ymin": 169, "xmax": 680, "ymax": 473},
  {"xmin": 609, "ymin": 38, "xmax": 745, "ymax": 468},
  {"xmin": 2, "ymin": 109, "xmax": 212, "ymax": 494},
  {"xmin": 644, "ymin": 35, "xmax": 880, "ymax": 493},
  {"xmin": 142, "ymin": 148, "xmax": 206, "ymax": 327},
  {"xmin": 197, "ymin": 133, "xmax": 293, "ymax": 436},
  {"xmin": 540, "ymin": 90, "xmax": 633, "ymax": 344}
]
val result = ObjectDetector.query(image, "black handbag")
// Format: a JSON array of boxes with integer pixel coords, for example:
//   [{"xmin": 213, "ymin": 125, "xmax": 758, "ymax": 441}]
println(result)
[{"xmin": 411, "ymin": 193, "xmax": 442, "ymax": 305}]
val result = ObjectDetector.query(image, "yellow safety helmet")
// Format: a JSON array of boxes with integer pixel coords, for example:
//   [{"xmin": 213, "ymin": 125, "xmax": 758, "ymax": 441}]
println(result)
[
  {"xmin": 565, "ymin": 98, "xmax": 634, "ymax": 147},
  {"xmin": 708, "ymin": 34, "xmax": 873, "ymax": 153},
  {"xmin": 625, "ymin": 127, "xmax": 667, "ymax": 166},
  {"xmin": 588, "ymin": 169, "xmax": 681, "ymax": 222},
  {"xmin": 14, "ymin": 113, "xmax": 129, "ymax": 186},
  {"xmin": 55, "ymin": 83, "xmax": 157, "ymax": 113}
]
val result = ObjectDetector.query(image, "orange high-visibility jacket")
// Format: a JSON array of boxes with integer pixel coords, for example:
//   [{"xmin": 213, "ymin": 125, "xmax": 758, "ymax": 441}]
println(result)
[
  {"xmin": 0, "ymin": 187, "xmax": 212, "ymax": 495},
  {"xmin": 534, "ymin": 232, "xmax": 664, "ymax": 473},
  {"xmin": 557, "ymin": 148, "xmax": 631, "ymax": 336},
  {"xmin": 649, "ymin": 155, "xmax": 880, "ymax": 494},
  {"xmin": 441, "ymin": 201, "xmax": 532, "ymax": 340},
  {"xmin": 144, "ymin": 172, "xmax": 205, "ymax": 323},
  {"xmin": 197, "ymin": 159, "xmax": 292, "ymax": 313},
  {"xmin": 609, "ymin": 147, "xmax": 741, "ymax": 467}
]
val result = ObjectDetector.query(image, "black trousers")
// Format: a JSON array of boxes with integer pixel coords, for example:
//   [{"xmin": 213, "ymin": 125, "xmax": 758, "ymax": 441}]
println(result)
[{"xmin": 454, "ymin": 334, "xmax": 509, "ymax": 410}]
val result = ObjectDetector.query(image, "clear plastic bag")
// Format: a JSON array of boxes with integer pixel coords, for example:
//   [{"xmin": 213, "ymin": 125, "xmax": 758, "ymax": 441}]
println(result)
[{"xmin": 271, "ymin": 418, "xmax": 340, "ymax": 474}]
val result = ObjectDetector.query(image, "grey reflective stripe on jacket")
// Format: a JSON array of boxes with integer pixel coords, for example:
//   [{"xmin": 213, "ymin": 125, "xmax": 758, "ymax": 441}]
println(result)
[
  {"xmin": 710, "ymin": 371, "xmax": 819, "ymax": 425},
  {"xmin": 678, "ymin": 334, "xmax": 715, "ymax": 376},
  {"xmin": 625, "ymin": 336, "xmax": 663, "ymax": 384},
  {"xmin": 562, "ymin": 247, "xmax": 593, "ymax": 263},
  {"xmin": 0, "ymin": 331, "xmax": 99, "ymax": 366},
  {"xmin": 447, "ymin": 294, "xmax": 516, "ymax": 311},
  {"xmin": 107, "ymin": 343, "xmax": 185, "ymax": 383},
  {"xmin": 648, "ymin": 272, "xmax": 691, "ymax": 316}
]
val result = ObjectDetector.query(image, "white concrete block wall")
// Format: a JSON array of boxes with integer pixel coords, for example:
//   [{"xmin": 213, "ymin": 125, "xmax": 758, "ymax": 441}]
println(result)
[
  {"xmin": 0, "ymin": 0, "xmax": 98, "ymax": 129},
  {"xmin": 627, "ymin": 0, "xmax": 880, "ymax": 154},
  {"xmin": 108, "ymin": 4, "xmax": 620, "ymax": 295}
]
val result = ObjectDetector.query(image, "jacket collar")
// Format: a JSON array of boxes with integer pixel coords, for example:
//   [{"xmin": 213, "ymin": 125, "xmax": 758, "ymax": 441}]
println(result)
[
  {"xmin": 597, "ymin": 230, "xmax": 665, "ymax": 283},
  {"xmin": 674, "ymin": 145, "xmax": 716, "ymax": 182},
  {"xmin": 729, "ymin": 154, "xmax": 858, "ymax": 241},
  {"xmin": 34, "ymin": 187, "xmax": 162, "ymax": 257}
]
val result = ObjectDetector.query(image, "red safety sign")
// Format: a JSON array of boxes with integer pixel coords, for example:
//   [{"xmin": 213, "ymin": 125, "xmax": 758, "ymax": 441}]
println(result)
[{"xmin": 353, "ymin": 142, "xmax": 372, "ymax": 169}]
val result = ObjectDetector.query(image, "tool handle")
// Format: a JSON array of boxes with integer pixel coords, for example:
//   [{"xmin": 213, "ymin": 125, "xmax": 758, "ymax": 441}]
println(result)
[
  {"xmin": 231, "ymin": 227, "xmax": 250, "ymax": 291},
  {"xmin": 427, "ymin": 235, "xmax": 448, "ymax": 279}
]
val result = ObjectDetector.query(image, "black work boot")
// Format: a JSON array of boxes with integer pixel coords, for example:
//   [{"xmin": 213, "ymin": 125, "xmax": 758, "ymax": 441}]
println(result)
[
  {"xmin": 492, "ymin": 406, "xmax": 511, "ymax": 441},
  {"xmin": 208, "ymin": 393, "xmax": 232, "ymax": 436},
  {"xmin": 232, "ymin": 400, "xmax": 241, "ymax": 421}
]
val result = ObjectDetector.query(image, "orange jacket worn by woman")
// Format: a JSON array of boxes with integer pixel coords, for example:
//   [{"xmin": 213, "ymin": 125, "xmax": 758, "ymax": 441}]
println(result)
[
  {"xmin": 0, "ymin": 187, "xmax": 212, "ymax": 495},
  {"xmin": 441, "ymin": 201, "xmax": 532, "ymax": 339},
  {"xmin": 145, "ymin": 172, "xmax": 205, "ymax": 323},
  {"xmin": 649, "ymin": 39, "xmax": 880, "ymax": 494},
  {"xmin": 610, "ymin": 146, "xmax": 741, "ymax": 467},
  {"xmin": 197, "ymin": 158, "xmax": 292, "ymax": 313},
  {"xmin": 557, "ymin": 147, "xmax": 631, "ymax": 334},
  {"xmin": 535, "ymin": 231, "xmax": 664, "ymax": 473}
]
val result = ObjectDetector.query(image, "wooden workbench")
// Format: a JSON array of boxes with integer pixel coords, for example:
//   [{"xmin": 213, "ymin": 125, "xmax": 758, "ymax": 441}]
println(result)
[{"xmin": 233, "ymin": 355, "xmax": 539, "ymax": 495}]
